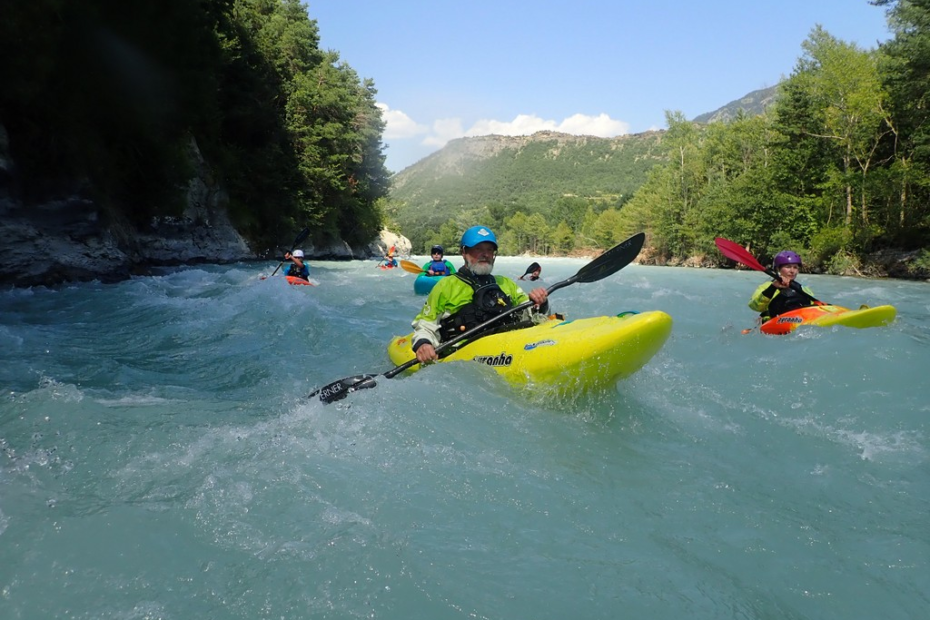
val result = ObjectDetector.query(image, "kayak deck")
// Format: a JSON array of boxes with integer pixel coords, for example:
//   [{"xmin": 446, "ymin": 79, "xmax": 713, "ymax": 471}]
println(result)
[
  {"xmin": 760, "ymin": 304, "xmax": 896, "ymax": 335},
  {"xmin": 286, "ymin": 275, "xmax": 316, "ymax": 286},
  {"xmin": 414, "ymin": 274, "xmax": 445, "ymax": 295},
  {"xmin": 387, "ymin": 310, "xmax": 673, "ymax": 395}
]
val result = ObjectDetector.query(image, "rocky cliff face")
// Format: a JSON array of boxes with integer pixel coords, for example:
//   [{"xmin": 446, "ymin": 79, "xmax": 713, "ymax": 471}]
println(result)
[
  {"xmin": 0, "ymin": 131, "xmax": 253, "ymax": 287},
  {"xmin": 0, "ymin": 128, "xmax": 407, "ymax": 288}
]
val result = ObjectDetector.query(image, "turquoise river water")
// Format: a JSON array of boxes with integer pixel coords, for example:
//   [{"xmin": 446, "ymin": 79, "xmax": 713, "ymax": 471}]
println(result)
[{"xmin": 1, "ymin": 256, "xmax": 928, "ymax": 619}]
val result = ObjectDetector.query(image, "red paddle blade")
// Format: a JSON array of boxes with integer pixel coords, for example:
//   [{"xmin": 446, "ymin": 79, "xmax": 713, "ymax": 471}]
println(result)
[{"xmin": 714, "ymin": 237, "xmax": 768, "ymax": 273}]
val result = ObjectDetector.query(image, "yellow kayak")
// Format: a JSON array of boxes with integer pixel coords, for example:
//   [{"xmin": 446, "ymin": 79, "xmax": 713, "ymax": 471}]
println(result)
[{"xmin": 387, "ymin": 311, "xmax": 673, "ymax": 395}]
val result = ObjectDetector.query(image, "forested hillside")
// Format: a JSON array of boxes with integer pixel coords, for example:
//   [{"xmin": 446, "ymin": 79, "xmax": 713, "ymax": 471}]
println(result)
[
  {"xmin": 388, "ymin": 1, "xmax": 930, "ymax": 277},
  {"xmin": 0, "ymin": 0, "xmax": 390, "ymax": 251},
  {"xmin": 615, "ymin": 11, "xmax": 930, "ymax": 276},
  {"xmin": 4, "ymin": 1, "xmax": 927, "ymax": 278},
  {"xmin": 691, "ymin": 85, "xmax": 779, "ymax": 124},
  {"xmin": 388, "ymin": 131, "xmax": 666, "ymax": 253}
]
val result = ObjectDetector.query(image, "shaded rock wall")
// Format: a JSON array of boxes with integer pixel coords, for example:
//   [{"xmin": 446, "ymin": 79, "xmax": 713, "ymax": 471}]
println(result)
[{"xmin": 0, "ymin": 129, "xmax": 408, "ymax": 287}]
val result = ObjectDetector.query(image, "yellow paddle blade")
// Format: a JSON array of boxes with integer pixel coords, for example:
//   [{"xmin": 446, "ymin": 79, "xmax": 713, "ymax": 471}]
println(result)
[{"xmin": 400, "ymin": 260, "xmax": 425, "ymax": 274}]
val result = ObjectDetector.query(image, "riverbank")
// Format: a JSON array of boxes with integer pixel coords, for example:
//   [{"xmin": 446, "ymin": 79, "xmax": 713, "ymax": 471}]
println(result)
[
  {"xmin": 522, "ymin": 246, "xmax": 930, "ymax": 281},
  {"xmin": 0, "ymin": 196, "xmax": 409, "ymax": 288},
  {"xmin": 638, "ymin": 248, "xmax": 930, "ymax": 281},
  {"xmin": 3, "ymin": 199, "xmax": 924, "ymax": 289}
]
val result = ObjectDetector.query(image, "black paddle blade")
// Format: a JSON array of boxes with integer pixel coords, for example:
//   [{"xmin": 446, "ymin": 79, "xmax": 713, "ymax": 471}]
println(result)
[
  {"xmin": 308, "ymin": 374, "xmax": 378, "ymax": 403},
  {"xmin": 293, "ymin": 227, "xmax": 311, "ymax": 247},
  {"xmin": 576, "ymin": 232, "xmax": 645, "ymax": 283}
]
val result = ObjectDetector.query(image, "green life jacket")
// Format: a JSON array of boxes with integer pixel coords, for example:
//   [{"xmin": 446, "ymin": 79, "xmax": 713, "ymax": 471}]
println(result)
[{"xmin": 439, "ymin": 271, "xmax": 522, "ymax": 341}]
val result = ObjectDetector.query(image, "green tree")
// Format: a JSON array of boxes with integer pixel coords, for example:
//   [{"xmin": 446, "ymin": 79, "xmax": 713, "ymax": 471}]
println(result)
[
  {"xmin": 873, "ymin": 0, "xmax": 930, "ymax": 244},
  {"xmin": 551, "ymin": 196, "xmax": 590, "ymax": 233},
  {"xmin": 592, "ymin": 208, "xmax": 625, "ymax": 247},
  {"xmin": 654, "ymin": 111, "xmax": 707, "ymax": 257},
  {"xmin": 794, "ymin": 26, "xmax": 891, "ymax": 231},
  {"xmin": 0, "ymin": 0, "xmax": 390, "ymax": 252},
  {"xmin": 551, "ymin": 221, "xmax": 575, "ymax": 253}
]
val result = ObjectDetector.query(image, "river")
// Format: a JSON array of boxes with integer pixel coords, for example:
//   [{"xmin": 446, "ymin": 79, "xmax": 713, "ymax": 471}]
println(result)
[{"xmin": 1, "ymin": 256, "xmax": 927, "ymax": 619}]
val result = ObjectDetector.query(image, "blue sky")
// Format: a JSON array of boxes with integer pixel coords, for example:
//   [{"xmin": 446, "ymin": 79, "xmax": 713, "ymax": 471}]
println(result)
[{"xmin": 306, "ymin": 0, "xmax": 892, "ymax": 173}]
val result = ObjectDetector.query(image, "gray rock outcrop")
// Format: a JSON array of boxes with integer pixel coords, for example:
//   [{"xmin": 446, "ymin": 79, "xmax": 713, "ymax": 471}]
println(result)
[{"xmin": 0, "ymin": 130, "xmax": 409, "ymax": 287}]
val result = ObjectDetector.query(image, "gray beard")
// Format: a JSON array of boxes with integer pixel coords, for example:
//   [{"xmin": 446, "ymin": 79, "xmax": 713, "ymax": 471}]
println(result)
[{"xmin": 467, "ymin": 260, "xmax": 494, "ymax": 276}]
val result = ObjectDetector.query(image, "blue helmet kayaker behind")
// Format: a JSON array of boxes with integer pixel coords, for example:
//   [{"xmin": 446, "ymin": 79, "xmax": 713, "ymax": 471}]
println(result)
[{"xmin": 422, "ymin": 244, "xmax": 457, "ymax": 277}]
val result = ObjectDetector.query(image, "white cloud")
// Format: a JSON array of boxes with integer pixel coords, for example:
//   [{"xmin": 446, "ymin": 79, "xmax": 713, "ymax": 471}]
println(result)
[
  {"xmin": 556, "ymin": 113, "xmax": 630, "ymax": 137},
  {"xmin": 376, "ymin": 104, "xmax": 633, "ymax": 170},
  {"xmin": 465, "ymin": 113, "xmax": 558, "ymax": 137},
  {"xmin": 423, "ymin": 118, "xmax": 466, "ymax": 147},
  {"xmin": 376, "ymin": 103, "xmax": 427, "ymax": 139},
  {"xmin": 420, "ymin": 112, "xmax": 630, "ymax": 148}
]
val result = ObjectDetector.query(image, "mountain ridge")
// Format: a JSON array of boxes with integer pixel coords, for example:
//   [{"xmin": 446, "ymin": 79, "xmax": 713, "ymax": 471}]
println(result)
[
  {"xmin": 389, "ymin": 130, "xmax": 667, "ymax": 249},
  {"xmin": 692, "ymin": 84, "xmax": 779, "ymax": 124},
  {"xmin": 387, "ymin": 86, "xmax": 782, "ymax": 250}
]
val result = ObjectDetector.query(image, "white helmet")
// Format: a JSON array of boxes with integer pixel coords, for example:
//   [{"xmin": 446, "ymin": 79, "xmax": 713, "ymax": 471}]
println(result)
[{"xmin": 292, "ymin": 249, "xmax": 305, "ymax": 258}]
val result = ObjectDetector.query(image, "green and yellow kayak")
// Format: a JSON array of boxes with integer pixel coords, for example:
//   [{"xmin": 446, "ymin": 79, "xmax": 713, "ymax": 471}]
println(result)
[
  {"xmin": 760, "ymin": 304, "xmax": 896, "ymax": 335},
  {"xmin": 387, "ymin": 310, "xmax": 673, "ymax": 395}
]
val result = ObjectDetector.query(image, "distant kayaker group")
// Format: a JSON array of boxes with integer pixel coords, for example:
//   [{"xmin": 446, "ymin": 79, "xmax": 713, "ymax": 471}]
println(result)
[{"xmin": 278, "ymin": 225, "xmax": 861, "ymax": 332}]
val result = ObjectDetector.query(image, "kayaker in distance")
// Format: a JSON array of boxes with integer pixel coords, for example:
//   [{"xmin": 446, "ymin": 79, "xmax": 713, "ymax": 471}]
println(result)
[
  {"xmin": 748, "ymin": 250, "xmax": 816, "ymax": 320},
  {"xmin": 423, "ymin": 245, "xmax": 457, "ymax": 276},
  {"xmin": 519, "ymin": 262, "xmax": 542, "ymax": 281},
  {"xmin": 283, "ymin": 249, "xmax": 310, "ymax": 281},
  {"xmin": 380, "ymin": 246, "xmax": 398, "ymax": 268},
  {"xmin": 411, "ymin": 226, "xmax": 549, "ymax": 365}
]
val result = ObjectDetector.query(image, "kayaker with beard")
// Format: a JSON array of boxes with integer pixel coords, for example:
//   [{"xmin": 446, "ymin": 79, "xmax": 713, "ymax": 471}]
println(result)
[
  {"xmin": 411, "ymin": 226, "xmax": 549, "ymax": 364},
  {"xmin": 748, "ymin": 250, "xmax": 816, "ymax": 320}
]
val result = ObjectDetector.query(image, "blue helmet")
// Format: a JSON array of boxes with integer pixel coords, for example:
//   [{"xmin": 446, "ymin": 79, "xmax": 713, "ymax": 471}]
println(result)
[
  {"xmin": 460, "ymin": 226, "xmax": 498, "ymax": 250},
  {"xmin": 773, "ymin": 250, "xmax": 802, "ymax": 269}
]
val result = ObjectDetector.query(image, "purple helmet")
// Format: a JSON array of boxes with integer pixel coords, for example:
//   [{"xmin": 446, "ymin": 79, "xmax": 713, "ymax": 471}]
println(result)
[{"xmin": 773, "ymin": 250, "xmax": 802, "ymax": 269}]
